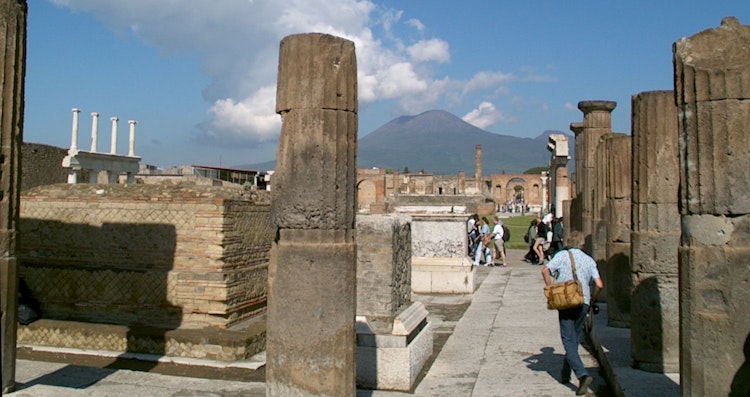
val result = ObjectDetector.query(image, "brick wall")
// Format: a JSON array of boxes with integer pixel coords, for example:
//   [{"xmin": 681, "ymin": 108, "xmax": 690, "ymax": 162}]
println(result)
[{"xmin": 19, "ymin": 184, "xmax": 272, "ymax": 329}]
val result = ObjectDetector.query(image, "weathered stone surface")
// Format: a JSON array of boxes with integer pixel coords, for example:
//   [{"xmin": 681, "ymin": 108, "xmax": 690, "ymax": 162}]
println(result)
[
  {"xmin": 276, "ymin": 33, "xmax": 357, "ymax": 113},
  {"xmin": 675, "ymin": 18, "xmax": 750, "ymax": 395},
  {"xmin": 0, "ymin": 1, "xmax": 26, "ymax": 393},
  {"xmin": 677, "ymin": 100, "xmax": 750, "ymax": 215},
  {"xmin": 631, "ymin": 274, "xmax": 679, "ymax": 372},
  {"xmin": 631, "ymin": 231, "xmax": 681, "ymax": 275},
  {"xmin": 356, "ymin": 214, "xmax": 411, "ymax": 334},
  {"xmin": 631, "ymin": 91, "xmax": 679, "ymax": 204},
  {"xmin": 271, "ymin": 108, "xmax": 357, "ymax": 229},
  {"xmin": 267, "ymin": 230, "xmax": 357, "ymax": 396},
  {"xmin": 604, "ymin": 242, "xmax": 631, "ymax": 327},
  {"xmin": 268, "ymin": 33, "xmax": 358, "ymax": 396}
]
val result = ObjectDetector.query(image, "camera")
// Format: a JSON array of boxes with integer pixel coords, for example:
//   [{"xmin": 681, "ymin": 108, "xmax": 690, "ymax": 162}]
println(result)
[{"xmin": 591, "ymin": 302, "xmax": 600, "ymax": 315}]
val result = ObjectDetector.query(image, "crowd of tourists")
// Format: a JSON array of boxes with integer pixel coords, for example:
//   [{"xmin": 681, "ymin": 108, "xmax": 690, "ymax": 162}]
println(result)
[{"xmin": 467, "ymin": 212, "xmax": 564, "ymax": 267}]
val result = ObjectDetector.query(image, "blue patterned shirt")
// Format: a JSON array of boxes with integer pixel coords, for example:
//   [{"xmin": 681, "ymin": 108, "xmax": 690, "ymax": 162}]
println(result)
[{"xmin": 546, "ymin": 248, "xmax": 601, "ymax": 305}]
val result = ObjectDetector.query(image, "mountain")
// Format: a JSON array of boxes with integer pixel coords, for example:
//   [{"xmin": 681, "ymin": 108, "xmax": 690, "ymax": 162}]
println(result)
[{"xmin": 241, "ymin": 110, "xmax": 573, "ymax": 175}]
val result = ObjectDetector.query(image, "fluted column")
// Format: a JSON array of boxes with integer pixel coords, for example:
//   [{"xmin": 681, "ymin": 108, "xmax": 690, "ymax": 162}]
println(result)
[
  {"xmin": 0, "ymin": 1, "xmax": 27, "ymax": 393},
  {"xmin": 110, "ymin": 117, "xmax": 118, "ymax": 154},
  {"xmin": 630, "ymin": 90, "xmax": 680, "ymax": 373},
  {"xmin": 674, "ymin": 17, "xmax": 750, "ymax": 397},
  {"xmin": 128, "ymin": 120, "xmax": 136, "ymax": 157},
  {"xmin": 90, "ymin": 112, "xmax": 99, "ymax": 152},
  {"xmin": 577, "ymin": 100, "xmax": 616, "ymax": 255},
  {"xmin": 604, "ymin": 134, "xmax": 632, "ymax": 328},
  {"xmin": 70, "ymin": 108, "xmax": 80, "ymax": 151},
  {"xmin": 267, "ymin": 33, "xmax": 358, "ymax": 396}
]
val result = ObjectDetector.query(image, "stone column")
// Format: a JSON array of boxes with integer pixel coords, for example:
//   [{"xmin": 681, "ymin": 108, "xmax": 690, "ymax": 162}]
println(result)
[
  {"xmin": 267, "ymin": 33, "xmax": 358, "ymax": 396},
  {"xmin": 568, "ymin": 122, "xmax": 584, "ymax": 244},
  {"xmin": 0, "ymin": 1, "xmax": 26, "ymax": 393},
  {"xmin": 604, "ymin": 134, "xmax": 632, "ymax": 328},
  {"xmin": 630, "ymin": 90, "xmax": 680, "ymax": 373},
  {"xmin": 577, "ymin": 100, "xmax": 616, "ymax": 255},
  {"xmin": 674, "ymin": 17, "xmax": 750, "ymax": 396},
  {"xmin": 540, "ymin": 171, "xmax": 548, "ymax": 213},
  {"xmin": 90, "ymin": 112, "xmax": 99, "ymax": 152},
  {"xmin": 70, "ymin": 108, "xmax": 80, "ymax": 151},
  {"xmin": 548, "ymin": 134, "xmax": 570, "ymax": 218},
  {"xmin": 110, "ymin": 117, "xmax": 118, "ymax": 154},
  {"xmin": 128, "ymin": 120, "xmax": 136, "ymax": 157},
  {"xmin": 591, "ymin": 133, "xmax": 614, "ymax": 264}
]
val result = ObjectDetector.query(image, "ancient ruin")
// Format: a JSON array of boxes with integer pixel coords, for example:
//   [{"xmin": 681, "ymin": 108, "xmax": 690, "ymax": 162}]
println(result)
[
  {"xmin": 266, "ymin": 33, "xmax": 358, "ymax": 396},
  {"xmin": 62, "ymin": 108, "xmax": 141, "ymax": 184},
  {"xmin": 674, "ymin": 17, "xmax": 750, "ymax": 396},
  {"xmin": 0, "ymin": 0, "xmax": 26, "ymax": 393},
  {"xmin": 630, "ymin": 90, "xmax": 680, "ymax": 373}
]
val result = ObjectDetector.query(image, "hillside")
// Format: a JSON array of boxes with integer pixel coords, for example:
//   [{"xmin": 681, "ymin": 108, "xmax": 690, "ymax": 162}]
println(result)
[{"xmin": 242, "ymin": 110, "xmax": 573, "ymax": 175}]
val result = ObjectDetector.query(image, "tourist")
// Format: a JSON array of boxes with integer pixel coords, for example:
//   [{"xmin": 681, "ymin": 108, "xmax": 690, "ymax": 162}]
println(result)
[
  {"xmin": 467, "ymin": 214, "xmax": 479, "ymax": 256},
  {"xmin": 473, "ymin": 217, "xmax": 492, "ymax": 266},
  {"xmin": 490, "ymin": 216, "xmax": 508, "ymax": 267},
  {"xmin": 541, "ymin": 248, "xmax": 604, "ymax": 395},
  {"xmin": 550, "ymin": 216, "xmax": 564, "ymax": 255},
  {"xmin": 533, "ymin": 216, "xmax": 549, "ymax": 265},
  {"xmin": 524, "ymin": 218, "xmax": 539, "ymax": 263}
]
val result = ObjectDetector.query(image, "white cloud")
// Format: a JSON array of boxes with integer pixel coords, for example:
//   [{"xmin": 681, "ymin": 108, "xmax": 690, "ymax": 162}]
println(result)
[
  {"xmin": 51, "ymin": 0, "xmax": 521, "ymax": 143},
  {"xmin": 462, "ymin": 102, "xmax": 514, "ymax": 129},
  {"xmin": 565, "ymin": 102, "xmax": 577, "ymax": 111},
  {"xmin": 407, "ymin": 39, "xmax": 450, "ymax": 63}
]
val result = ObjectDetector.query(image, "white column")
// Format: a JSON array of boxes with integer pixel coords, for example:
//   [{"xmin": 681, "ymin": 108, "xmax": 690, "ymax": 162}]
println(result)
[
  {"xmin": 128, "ymin": 120, "xmax": 137, "ymax": 157},
  {"xmin": 70, "ymin": 108, "xmax": 81, "ymax": 151},
  {"xmin": 90, "ymin": 112, "xmax": 100, "ymax": 152},
  {"xmin": 541, "ymin": 171, "xmax": 549, "ymax": 214},
  {"xmin": 110, "ymin": 117, "xmax": 119, "ymax": 154}
]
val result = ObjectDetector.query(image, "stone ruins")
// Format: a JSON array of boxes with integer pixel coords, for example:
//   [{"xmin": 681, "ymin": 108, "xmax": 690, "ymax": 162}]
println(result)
[{"xmin": 1, "ymin": 4, "xmax": 749, "ymax": 396}]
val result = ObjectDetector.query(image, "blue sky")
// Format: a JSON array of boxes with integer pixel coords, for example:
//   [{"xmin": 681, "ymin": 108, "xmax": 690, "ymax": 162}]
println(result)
[{"xmin": 24, "ymin": 1, "xmax": 750, "ymax": 169}]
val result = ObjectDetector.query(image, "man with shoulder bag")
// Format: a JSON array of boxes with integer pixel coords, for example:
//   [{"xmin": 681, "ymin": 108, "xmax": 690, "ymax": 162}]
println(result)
[{"xmin": 541, "ymin": 247, "xmax": 604, "ymax": 395}]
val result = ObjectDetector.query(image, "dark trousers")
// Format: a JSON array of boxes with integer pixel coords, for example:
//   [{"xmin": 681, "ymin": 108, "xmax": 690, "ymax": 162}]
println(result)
[{"xmin": 559, "ymin": 304, "xmax": 589, "ymax": 380}]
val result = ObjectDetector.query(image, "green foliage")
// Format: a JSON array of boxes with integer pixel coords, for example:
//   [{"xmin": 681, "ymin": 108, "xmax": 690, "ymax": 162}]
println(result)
[{"xmin": 523, "ymin": 166, "xmax": 548, "ymax": 175}]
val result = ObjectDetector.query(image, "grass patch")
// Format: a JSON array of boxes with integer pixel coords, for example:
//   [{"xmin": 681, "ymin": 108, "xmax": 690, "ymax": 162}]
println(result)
[{"xmin": 494, "ymin": 215, "xmax": 534, "ymax": 250}]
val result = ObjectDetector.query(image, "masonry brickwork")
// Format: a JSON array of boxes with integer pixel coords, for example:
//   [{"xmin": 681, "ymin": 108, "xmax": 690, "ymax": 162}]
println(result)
[{"xmin": 18, "ymin": 184, "xmax": 272, "ymax": 330}]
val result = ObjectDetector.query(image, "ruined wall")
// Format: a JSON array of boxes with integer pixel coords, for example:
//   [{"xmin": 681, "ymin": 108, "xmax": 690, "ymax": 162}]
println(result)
[
  {"xmin": 21, "ymin": 143, "xmax": 68, "ymax": 191},
  {"xmin": 18, "ymin": 184, "xmax": 272, "ymax": 329}
]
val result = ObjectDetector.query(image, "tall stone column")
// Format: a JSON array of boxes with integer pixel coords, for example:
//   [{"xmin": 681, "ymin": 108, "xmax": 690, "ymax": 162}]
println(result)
[
  {"xmin": 674, "ymin": 17, "xmax": 750, "ymax": 396},
  {"xmin": 267, "ymin": 33, "xmax": 358, "ymax": 396},
  {"xmin": 630, "ymin": 90, "xmax": 679, "ymax": 373},
  {"xmin": 0, "ymin": 1, "xmax": 26, "ymax": 393},
  {"xmin": 591, "ymin": 133, "xmax": 613, "ymax": 264},
  {"xmin": 604, "ymin": 134, "xmax": 632, "ymax": 328},
  {"xmin": 568, "ymin": 122, "xmax": 584, "ymax": 246},
  {"xmin": 70, "ymin": 108, "xmax": 80, "ymax": 151},
  {"xmin": 110, "ymin": 116, "xmax": 118, "ymax": 154},
  {"xmin": 577, "ymin": 101, "xmax": 616, "ymax": 255}
]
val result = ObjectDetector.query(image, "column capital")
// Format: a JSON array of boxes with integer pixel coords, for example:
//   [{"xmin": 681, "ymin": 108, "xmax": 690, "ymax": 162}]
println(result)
[
  {"xmin": 578, "ymin": 100, "xmax": 616, "ymax": 114},
  {"xmin": 110, "ymin": 117, "xmax": 119, "ymax": 122},
  {"xmin": 91, "ymin": 112, "xmax": 99, "ymax": 117},
  {"xmin": 72, "ymin": 108, "xmax": 81, "ymax": 113},
  {"xmin": 569, "ymin": 122, "xmax": 584, "ymax": 136},
  {"xmin": 128, "ymin": 120, "xmax": 137, "ymax": 125}
]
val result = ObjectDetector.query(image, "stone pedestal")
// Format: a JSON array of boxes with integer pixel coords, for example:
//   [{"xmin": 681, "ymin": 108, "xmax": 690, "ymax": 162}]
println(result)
[
  {"xmin": 630, "ymin": 90, "xmax": 680, "ymax": 373},
  {"xmin": 674, "ymin": 17, "xmax": 750, "ymax": 396},
  {"xmin": 355, "ymin": 214, "xmax": 432, "ymax": 391},
  {"xmin": 267, "ymin": 33, "xmax": 358, "ymax": 396},
  {"xmin": 356, "ymin": 302, "xmax": 433, "ymax": 391},
  {"xmin": 0, "ymin": 1, "xmax": 26, "ymax": 393},
  {"xmin": 409, "ymin": 214, "xmax": 476, "ymax": 294}
]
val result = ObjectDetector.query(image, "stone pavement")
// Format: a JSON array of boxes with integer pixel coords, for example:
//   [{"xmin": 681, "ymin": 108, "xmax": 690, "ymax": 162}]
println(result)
[{"xmin": 5, "ymin": 249, "xmax": 679, "ymax": 396}]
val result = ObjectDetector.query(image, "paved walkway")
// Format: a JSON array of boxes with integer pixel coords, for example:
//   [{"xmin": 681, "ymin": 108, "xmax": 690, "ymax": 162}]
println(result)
[{"xmin": 5, "ymin": 249, "xmax": 679, "ymax": 396}]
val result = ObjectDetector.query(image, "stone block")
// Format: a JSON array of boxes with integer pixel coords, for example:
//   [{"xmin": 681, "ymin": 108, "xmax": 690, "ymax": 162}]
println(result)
[
  {"xmin": 632, "ymin": 203, "xmax": 681, "ymax": 234},
  {"xmin": 604, "ymin": 242, "xmax": 631, "ymax": 327},
  {"xmin": 411, "ymin": 257, "xmax": 475, "ymax": 294},
  {"xmin": 631, "ymin": 274, "xmax": 679, "ymax": 373},
  {"xmin": 631, "ymin": 231, "xmax": 680, "ymax": 275}
]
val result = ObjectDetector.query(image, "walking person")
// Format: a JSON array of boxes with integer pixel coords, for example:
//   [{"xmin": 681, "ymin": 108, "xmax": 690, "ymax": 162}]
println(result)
[
  {"xmin": 473, "ymin": 217, "xmax": 492, "ymax": 266},
  {"xmin": 490, "ymin": 216, "xmax": 508, "ymax": 267},
  {"xmin": 524, "ymin": 218, "xmax": 539, "ymax": 263},
  {"xmin": 533, "ymin": 216, "xmax": 548, "ymax": 265},
  {"xmin": 541, "ymin": 248, "xmax": 604, "ymax": 395}
]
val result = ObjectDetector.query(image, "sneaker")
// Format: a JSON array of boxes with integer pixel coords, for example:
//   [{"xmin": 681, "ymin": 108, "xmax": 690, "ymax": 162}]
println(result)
[{"xmin": 576, "ymin": 375, "xmax": 592, "ymax": 395}]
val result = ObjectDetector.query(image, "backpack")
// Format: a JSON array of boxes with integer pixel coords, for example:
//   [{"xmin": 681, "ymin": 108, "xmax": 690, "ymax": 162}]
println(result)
[{"xmin": 502, "ymin": 224, "xmax": 511, "ymax": 242}]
